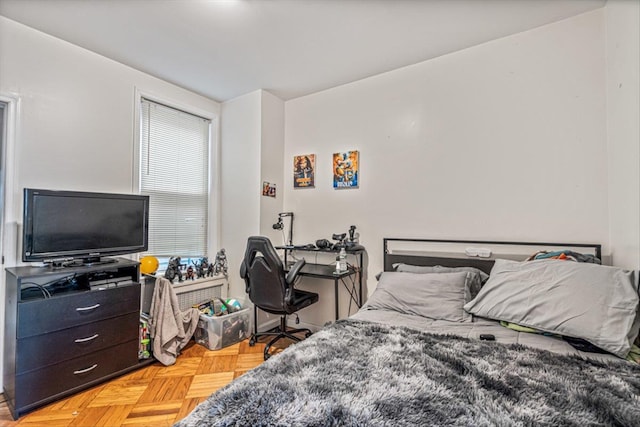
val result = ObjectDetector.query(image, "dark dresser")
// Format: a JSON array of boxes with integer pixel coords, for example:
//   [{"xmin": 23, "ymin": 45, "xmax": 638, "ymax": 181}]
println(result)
[{"xmin": 3, "ymin": 258, "xmax": 143, "ymax": 419}]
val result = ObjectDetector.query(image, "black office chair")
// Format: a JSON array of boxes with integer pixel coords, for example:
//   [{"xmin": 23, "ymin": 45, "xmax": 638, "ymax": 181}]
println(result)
[{"xmin": 240, "ymin": 236, "xmax": 319, "ymax": 360}]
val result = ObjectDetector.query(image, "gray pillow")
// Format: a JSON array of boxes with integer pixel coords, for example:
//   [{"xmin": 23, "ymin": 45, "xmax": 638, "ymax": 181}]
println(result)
[
  {"xmin": 365, "ymin": 271, "xmax": 471, "ymax": 322},
  {"xmin": 393, "ymin": 263, "xmax": 488, "ymax": 300},
  {"xmin": 464, "ymin": 259, "xmax": 639, "ymax": 358}
]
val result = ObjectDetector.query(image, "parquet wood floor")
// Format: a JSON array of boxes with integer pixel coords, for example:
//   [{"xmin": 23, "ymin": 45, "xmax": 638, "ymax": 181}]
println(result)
[{"xmin": 0, "ymin": 336, "xmax": 283, "ymax": 427}]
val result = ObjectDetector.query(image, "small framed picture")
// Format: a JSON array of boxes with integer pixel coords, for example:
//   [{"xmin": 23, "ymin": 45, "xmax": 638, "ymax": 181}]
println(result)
[
  {"xmin": 262, "ymin": 181, "xmax": 276, "ymax": 198},
  {"xmin": 293, "ymin": 154, "xmax": 315, "ymax": 188},
  {"xmin": 333, "ymin": 150, "xmax": 359, "ymax": 188}
]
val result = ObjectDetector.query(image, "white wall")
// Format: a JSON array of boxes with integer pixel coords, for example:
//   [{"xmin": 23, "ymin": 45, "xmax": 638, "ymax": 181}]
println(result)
[
  {"xmin": 606, "ymin": 0, "xmax": 640, "ymax": 269},
  {"xmin": 0, "ymin": 17, "xmax": 220, "ymax": 199},
  {"xmin": 283, "ymin": 10, "xmax": 611, "ymax": 324},
  {"xmin": 259, "ymin": 91, "xmax": 285, "ymax": 243},
  {"xmin": 0, "ymin": 16, "xmax": 220, "ymax": 386},
  {"xmin": 220, "ymin": 89, "xmax": 286, "ymax": 298},
  {"xmin": 220, "ymin": 90, "xmax": 262, "ymax": 298}
]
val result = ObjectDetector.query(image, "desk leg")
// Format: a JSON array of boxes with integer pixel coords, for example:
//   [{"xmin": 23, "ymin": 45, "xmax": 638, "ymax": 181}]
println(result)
[
  {"xmin": 359, "ymin": 253, "xmax": 363, "ymax": 307},
  {"xmin": 334, "ymin": 277, "xmax": 339, "ymax": 321}
]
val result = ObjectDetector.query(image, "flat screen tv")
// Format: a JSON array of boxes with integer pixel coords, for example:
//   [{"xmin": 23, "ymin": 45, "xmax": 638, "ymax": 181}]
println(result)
[{"xmin": 22, "ymin": 188, "xmax": 149, "ymax": 266}]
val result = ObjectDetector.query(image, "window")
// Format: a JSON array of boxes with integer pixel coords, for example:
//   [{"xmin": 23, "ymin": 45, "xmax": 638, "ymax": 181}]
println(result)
[{"xmin": 139, "ymin": 98, "xmax": 211, "ymax": 262}]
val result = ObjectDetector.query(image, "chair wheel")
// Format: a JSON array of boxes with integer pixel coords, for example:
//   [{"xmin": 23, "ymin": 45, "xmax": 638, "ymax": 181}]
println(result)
[
  {"xmin": 264, "ymin": 353, "xmax": 271, "ymax": 360},
  {"xmin": 249, "ymin": 338, "xmax": 256, "ymax": 346},
  {"xmin": 305, "ymin": 331, "xmax": 312, "ymax": 338}
]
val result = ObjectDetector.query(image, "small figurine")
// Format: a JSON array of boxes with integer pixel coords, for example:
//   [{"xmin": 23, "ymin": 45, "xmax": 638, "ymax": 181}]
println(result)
[
  {"xmin": 206, "ymin": 261, "xmax": 215, "ymax": 277},
  {"xmin": 213, "ymin": 248, "xmax": 228, "ymax": 277},
  {"xmin": 165, "ymin": 256, "xmax": 183, "ymax": 283},
  {"xmin": 193, "ymin": 257, "xmax": 209, "ymax": 279},
  {"xmin": 185, "ymin": 265, "xmax": 195, "ymax": 281}
]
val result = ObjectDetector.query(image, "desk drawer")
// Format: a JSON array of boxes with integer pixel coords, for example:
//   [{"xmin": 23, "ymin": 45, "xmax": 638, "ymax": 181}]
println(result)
[
  {"xmin": 16, "ymin": 312, "xmax": 139, "ymax": 374},
  {"xmin": 17, "ymin": 284, "xmax": 140, "ymax": 338},
  {"xmin": 14, "ymin": 339, "xmax": 138, "ymax": 410}
]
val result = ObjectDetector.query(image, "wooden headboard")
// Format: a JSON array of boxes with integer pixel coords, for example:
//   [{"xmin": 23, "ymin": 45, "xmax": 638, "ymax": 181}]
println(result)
[{"xmin": 383, "ymin": 238, "xmax": 602, "ymax": 275}]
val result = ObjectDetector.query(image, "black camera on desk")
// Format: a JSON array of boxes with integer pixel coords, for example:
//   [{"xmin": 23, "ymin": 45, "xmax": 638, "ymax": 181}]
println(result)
[
  {"xmin": 315, "ymin": 239, "xmax": 332, "ymax": 250},
  {"xmin": 314, "ymin": 234, "xmax": 345, "ymax": 251}
]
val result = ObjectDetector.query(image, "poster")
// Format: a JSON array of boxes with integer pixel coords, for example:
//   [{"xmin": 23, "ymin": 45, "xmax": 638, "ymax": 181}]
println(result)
[
  {"xmin": 293, "ymin": 154, "xmax": 315, "ymax": 188},
  {"xmin": 333, "ymin": 150, "xmax": 359, "ymax": 188},
  {"xmin": 262, "ymin": 181, "xmax": 276, "ymax": 197}
]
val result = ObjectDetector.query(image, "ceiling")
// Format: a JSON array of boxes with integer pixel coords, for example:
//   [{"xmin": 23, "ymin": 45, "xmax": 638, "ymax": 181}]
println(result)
[{"xmin": 0, "ymin": 0, "xmax": 606, "ymax": 102}]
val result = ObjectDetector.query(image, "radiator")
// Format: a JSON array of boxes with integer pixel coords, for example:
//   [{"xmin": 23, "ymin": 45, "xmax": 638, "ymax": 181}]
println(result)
[{"xmin": 141, "ymin": 275, "xmax": 226, "ymax": 313}]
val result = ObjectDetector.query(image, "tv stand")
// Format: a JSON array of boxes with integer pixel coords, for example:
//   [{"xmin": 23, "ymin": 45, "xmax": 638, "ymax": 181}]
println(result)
[{"xmin": 3, "ymin": 258, "xmax": 145, "ymax": 419}]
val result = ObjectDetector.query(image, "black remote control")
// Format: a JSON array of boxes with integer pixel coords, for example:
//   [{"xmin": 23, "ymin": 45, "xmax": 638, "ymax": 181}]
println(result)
[{"xmin": 480, "ymin": 334, "xmax": 496, "ymax": 341}]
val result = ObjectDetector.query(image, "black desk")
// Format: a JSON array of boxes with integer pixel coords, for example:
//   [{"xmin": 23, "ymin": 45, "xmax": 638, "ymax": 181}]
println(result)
[{"xmin": 279, "ymin": 245, "xmax": 365, "ymax": 320}]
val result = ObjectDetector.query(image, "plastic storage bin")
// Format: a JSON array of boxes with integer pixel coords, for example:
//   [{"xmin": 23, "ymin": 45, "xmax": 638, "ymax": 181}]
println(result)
[{"xmin": 194, "ymin": 299, "xmax": 251, "ymax": 350}]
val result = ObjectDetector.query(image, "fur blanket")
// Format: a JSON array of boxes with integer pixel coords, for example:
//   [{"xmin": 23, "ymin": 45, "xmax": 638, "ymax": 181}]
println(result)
[{"xmin": 176, "ymin": 319, "xmax": 640, "ymax": 426}]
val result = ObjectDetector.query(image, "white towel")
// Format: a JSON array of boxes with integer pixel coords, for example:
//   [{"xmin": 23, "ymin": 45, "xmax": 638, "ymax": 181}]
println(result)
[{"xmin": 149, "ymin": 276, "xmax": 200, "ymax": 366}]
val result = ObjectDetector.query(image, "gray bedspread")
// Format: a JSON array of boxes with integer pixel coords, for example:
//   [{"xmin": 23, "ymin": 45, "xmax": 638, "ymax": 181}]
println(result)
[
  {"xmin": 351, "ymin": 308, "xmax": 624, "ymax": 362},
  {"xmin": 175, "ymin": 319, "xmax": 640, "ymax": 427}
]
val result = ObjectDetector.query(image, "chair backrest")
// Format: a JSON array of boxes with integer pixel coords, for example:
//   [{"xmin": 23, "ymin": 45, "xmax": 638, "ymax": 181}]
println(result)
[{"xmin": 240, "ymin": 236, "xmax": 289, "ymax": 314}]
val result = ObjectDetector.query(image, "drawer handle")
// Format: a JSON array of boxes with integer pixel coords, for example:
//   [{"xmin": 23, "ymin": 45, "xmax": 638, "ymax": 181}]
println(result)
[
  {"xmin": 75, "ymin": 303, "xmax": 101, "ymax": 312},
  {"xmin": 73, "ymin": 364, "xmax": 98, "ymax": 375},
  {"xmin": 74, "ymin": 334, "xmax": 99, "ymax": 343}
]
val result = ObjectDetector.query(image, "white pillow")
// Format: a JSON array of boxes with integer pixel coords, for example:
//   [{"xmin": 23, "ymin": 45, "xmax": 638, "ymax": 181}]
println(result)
[{"xmin": 464, "ymin": 259, "xmax": 639, "ymax": 358}]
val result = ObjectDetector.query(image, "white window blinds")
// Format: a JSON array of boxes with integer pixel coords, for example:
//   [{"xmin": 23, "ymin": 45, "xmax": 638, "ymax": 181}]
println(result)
[{"xmin": 140, "ymin": 98, "xmax": 211, "ymax": 258}]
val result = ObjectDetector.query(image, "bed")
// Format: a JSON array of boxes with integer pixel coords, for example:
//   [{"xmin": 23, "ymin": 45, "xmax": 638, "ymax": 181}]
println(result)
[{"xmin": 176, "ymin": 238, "xmax": 640, "ymax": 426}]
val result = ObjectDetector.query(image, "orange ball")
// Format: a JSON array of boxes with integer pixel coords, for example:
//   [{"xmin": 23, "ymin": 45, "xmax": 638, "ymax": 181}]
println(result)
[{"xmin": 140, "ymin": 256, "xmax": 159, "ymax": 275}]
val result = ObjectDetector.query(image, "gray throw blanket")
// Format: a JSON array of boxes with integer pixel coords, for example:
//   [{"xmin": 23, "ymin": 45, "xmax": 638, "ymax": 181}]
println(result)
[
  {"xmin": 149, "ymin": 276, "xmax": 200, "ymax": 366},
  {"xmin": 176, "ymin": 319, "xmax": 640, "ymax": 426}
]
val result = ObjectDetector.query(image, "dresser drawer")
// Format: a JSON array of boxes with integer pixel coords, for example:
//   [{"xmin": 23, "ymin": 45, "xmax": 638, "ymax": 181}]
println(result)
[
  {"xmin": 16, "ymin": 312, "xmax": 139, "ymax": 374},
  {"xmin": 14, "ymin": 339, "xmax": 139, "ymax": 411},
  {"xmin": 17, "ymin": 283, "xmax": 140, "ymax": 338}
]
